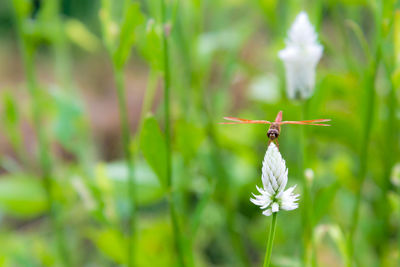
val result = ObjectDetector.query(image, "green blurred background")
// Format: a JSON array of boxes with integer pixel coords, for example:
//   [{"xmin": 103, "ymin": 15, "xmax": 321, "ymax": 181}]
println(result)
[{"xmin": 0, "ymin": 0, "xmax": 399, "ymax": 266}]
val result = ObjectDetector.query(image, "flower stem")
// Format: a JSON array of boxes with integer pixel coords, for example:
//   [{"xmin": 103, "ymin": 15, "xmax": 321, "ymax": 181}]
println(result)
[
  {"xmin": 263, "ymin": 212, "xmax": 278, "ymax": 267},
  {"xmin": 112, "ymin": 66, "xmax": 136, "ymax": 267},
  {"xmin": 161, "ymin": 1, "xmax": 186, "ymax": 266}
]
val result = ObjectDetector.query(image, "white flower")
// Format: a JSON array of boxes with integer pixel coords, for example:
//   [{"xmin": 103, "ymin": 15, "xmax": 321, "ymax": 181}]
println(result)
[
  {"xmin": 304, "ymin": 168, "xmax": 314, "ymax": 184},
  {"xmin": 278, "ymin": 11, "xmax": 323, "ymax": 100},
  {"xmin": 391, "ymin": 163, "xmax": 400, "ymax": 187},
  {"xmin": 250, "ymin": 143, "xmax": 300, "ymax": 216}
]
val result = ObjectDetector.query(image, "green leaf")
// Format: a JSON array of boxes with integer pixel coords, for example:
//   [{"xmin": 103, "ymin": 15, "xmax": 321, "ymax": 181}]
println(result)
[
  {"xmin": 140, "ymin": 115, "xmax": 167, "ymax": 187},
  {"xmin": 0, "ymin": 174, "xmax": 47, "ymax": 218},
  {"xmin": 65, "ymin": 19, "xmax": 101, "ymax": 52},
  {"xmin": 88, "ymin": 228, "xmax": 126, "ymax": 264},
  {"xmin": 137, "ymin": 19, "xmax": 163, "ymax": 71},
  {"xmin": 2, "ymin": 92, "xmax": 19, "ymax": 125},
  {"xmin": 113, "ymin": 2, "xmax": 144, "ymax": 69},
  {"xmin": 99, "ymin": 0, "xmax": 117, "ymax": 54},
  {"xmin": 1, "ymin": 92, "xmax": 22, "ymax": 151}
]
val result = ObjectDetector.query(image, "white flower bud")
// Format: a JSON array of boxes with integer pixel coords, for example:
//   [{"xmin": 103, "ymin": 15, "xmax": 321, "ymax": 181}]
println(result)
[
  {"xmin": 250, "ymin": 143, "xmax": 300, "ymax": 216},
  {"xmin": 278, "ymin": 12, "xmax": 323, "ymax": 100}
]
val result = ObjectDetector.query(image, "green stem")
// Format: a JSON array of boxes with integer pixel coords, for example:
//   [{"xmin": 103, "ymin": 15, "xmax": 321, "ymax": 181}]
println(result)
[
  {"xmin": 346, "ymin": 41, "xmax": 381, "ymax": 267},
  {"xmin": 112, "ymin": 67, "xmax": 136, "ymax": 267},
  {"xmin": 300, "ymin": 101, "xmax": 316, "ymax": 267},
  {"xmin": 11, "ymin": 3, "xmax": 69, "ymax": 265},
  {"xmin": 263, "ymin": 213, "xmax": 278, "ymax": 267},
  {"xmin": 161, "ymin": 1, "xmax": 186, "ymax": 266}
]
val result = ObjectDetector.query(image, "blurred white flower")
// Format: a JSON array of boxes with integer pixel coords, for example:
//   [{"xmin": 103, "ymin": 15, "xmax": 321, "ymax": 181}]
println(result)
[
  {"xmin": 391, "ymin": 163, "xmax": 400, "ymax": 187},
  {"xmin": 249, "ymin": 74, "xmax": 281, "ymax": 104},
  {"xmin": 278, "ymin": 11, "xmax": 323, "ymax": 100},
  {"xmin": 304, "ymin": 168, "xmax": 314, "ymax": 184},
  {"xmin": 250, "ymin": 143, "xmax": 300, "ymax": 216}
]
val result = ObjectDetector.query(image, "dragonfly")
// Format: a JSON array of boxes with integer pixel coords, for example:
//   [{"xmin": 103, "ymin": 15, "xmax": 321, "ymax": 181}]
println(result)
[{"xmin": 220, "ymin": 111, "xmax": 330, "ymax": 148}]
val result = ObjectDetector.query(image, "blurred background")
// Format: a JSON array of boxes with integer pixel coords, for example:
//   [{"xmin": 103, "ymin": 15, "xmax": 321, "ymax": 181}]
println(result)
[{"xmin": 0, "ymin": 0, "xmax": 399, "ymax": 266}]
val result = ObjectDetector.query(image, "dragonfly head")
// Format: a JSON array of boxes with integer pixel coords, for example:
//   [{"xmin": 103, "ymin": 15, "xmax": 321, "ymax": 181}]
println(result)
[{"xmin": 267, "ymin": 128, "xmax": 279, "ymax": 140}]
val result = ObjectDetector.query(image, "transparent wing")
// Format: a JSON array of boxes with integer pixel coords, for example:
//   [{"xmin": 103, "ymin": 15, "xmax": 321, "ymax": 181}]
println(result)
[
  {"xmin": 279, "ymin": 119, "xmax": 331, "ymax": 126},
  {"xmin": 220, "ymin": 117, "xmax": 271, "ymax": 124}
]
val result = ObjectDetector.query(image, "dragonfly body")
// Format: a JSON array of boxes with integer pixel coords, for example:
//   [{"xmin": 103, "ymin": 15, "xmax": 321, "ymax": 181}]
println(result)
[
  {"xmin": 267, "ymin": 123, "xmax": 280, "ymax": 141},
  {"xmin": 221, "ymin": 111, "xmax": 330, "ymax": 148}
]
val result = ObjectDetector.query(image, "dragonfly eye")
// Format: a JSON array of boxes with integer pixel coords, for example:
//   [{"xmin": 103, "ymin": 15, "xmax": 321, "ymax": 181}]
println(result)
[{"xmin": 267, "ymin": 129, "xmax": 279, "ymax": 140}]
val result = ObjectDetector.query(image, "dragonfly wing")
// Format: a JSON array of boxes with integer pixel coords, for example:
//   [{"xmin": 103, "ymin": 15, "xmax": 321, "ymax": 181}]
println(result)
[
  {"xmin": 221, "ymin": 117, "xmax": 271, "ymax": 124},
  {"xmin": 279, "ymin": 121, "xmax": 330, "ymax": 126}
]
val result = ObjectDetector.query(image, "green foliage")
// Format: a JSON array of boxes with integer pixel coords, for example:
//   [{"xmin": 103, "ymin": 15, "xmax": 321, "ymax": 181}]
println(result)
[
  {"xmin": 88, "ymin": 228, "xmax": 127, "ymax": 264},
  {"xmin": 140, "ymin": 114, "xmax": 168, "ymax": 188},
  {"xmin": 100, "ymin": 0, "xmax": 144, "ymax": 69},
  {"xmin": 103, "ymin": 161, "xmax": 164, "ymax": 205},
  {"xmin": 137, "ymin": 19, "xmax": 163, "ymax": 72},
  {"xmin": 3, "ymin": 0, "xmax": 400, "ymax": 266},
  {"xmin": 313, "ymin": 182, "xmax": 340, "ymax": 223},
  {"xmin": 0, "ymin": 174, "xmax": 47, "ymax": 218},
  {"xmin": 65, "ymin": 19, "xmax": 101, "ymax": 52},
  {"xmin": 175, "ymin": 119, "xmax": 205, "ymax": 161},
  {"xmin": 1, "ymin": 92, "xmax": 22, "ymax": 153},
  {"xmin": 113, "ymin": 3, "xmax": 144, "ymax": 69}
]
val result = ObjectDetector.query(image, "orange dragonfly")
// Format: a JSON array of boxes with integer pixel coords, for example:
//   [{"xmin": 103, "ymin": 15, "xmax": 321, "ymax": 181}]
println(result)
[{"xmin": 220, "ymin": 111, "xmax": 330, "ymax": 148}]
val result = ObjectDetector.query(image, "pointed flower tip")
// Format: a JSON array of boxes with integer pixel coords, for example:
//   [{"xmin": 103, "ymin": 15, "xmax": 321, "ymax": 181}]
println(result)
[{"xmin": 251, "ymin": 143, "xmax": 299, "ymax": 216}]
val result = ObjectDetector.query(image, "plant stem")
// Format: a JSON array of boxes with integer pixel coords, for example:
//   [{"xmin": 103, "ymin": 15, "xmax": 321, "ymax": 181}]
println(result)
[
  {"xmin": 346, "ymin": 3, "xmax": 383, "ymax": 265},
  {"xmin": 300, "ymin": 101, "xmax": 317, "ymax": 267},
  {"xmin": 113, "ymin": 66, "xmax": 136, "ymax": 267},
  {"xmin": 11, "ymin": 3, "xmax": 69, "ymax": 265},
  {"xmin": 263, "ymin": 213, "xmax": 278, "ymax": 267},
  {"xmin": 161, "ymin": 1, "xmax": 186, "ymax": 266},
  {"xmin": 346, "ymin": 42, "xmax": 381, "ymax": 267}
]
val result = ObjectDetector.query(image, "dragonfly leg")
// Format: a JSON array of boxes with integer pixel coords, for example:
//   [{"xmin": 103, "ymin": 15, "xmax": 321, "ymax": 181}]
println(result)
[
  {"xmin": 268, "ymin": 139, "xmax": 274, "ymax": 148},
  {"xmin": 274, "ymin": 139, "xmax": 280, "ymax": 150}
]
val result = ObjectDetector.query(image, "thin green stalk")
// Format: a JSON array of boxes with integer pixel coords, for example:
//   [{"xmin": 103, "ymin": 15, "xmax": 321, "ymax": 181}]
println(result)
[
  {"xmin": 378, "ymin": 58, "xmax": 398, "ymax": 265},
  {"xmin": 11, "ymin": 2, "xmax": 69, "ymax": 265},
  {"xmin": 346, "ymin": 3, "xmax": 383, "ymax": 265},
  {"xmin": 112, "ymin": 66, "xmax": 136, "ymax": 267},
  {"xmin": 300, "ymin": 101, "xmax": 317, "ymax": 267},
  {"xmin": 263, "ymin": 213, "xmax": 278, "ymax": 267},
  {"xmin": 51, "ymin": 0, "xmax": 72, "ymax": 93},
  {"xmin": 346, "ymin": 44, "xmax": 381, "ymax": 267},
  {"xmin": 161, "ymin": 1, "xmax": 186, "ymax": 266}
]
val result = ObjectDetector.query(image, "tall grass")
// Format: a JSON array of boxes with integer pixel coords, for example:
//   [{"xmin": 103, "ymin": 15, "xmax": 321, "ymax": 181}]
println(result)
[
  {"xmin": 347, "ymin": 2, "xmax": 383, "ymax": 265},
  {"xmin": 99, "ymin": 1, "xmax": 144, "ymax": 265},
  {"xmin": 113, "ymin": 67, "xmax": 137, "ymax": 266},
  {"xmin": 11, "ymin": 0, "xmax": 70, "ymax": 265},
  {"xmin": 2, "ymin": 0, "xmax": 400, "ymax": 266},
  {"xmin": 161, "ymin": 1, "xmax": 187, "ymax": 266},
  {"xmin": 300, "ymin": 101, "xmax": 317, "ymax": 267}
]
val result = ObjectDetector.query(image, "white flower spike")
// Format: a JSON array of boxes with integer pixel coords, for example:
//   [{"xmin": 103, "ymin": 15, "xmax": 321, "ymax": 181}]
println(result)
[
  {"xmin": 250, "ymin": 143, "xmax": 300, "ymax": 216},
  {"xmin": 278, "ymin": 11, "xmax": 323, "ymax": 100}
]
